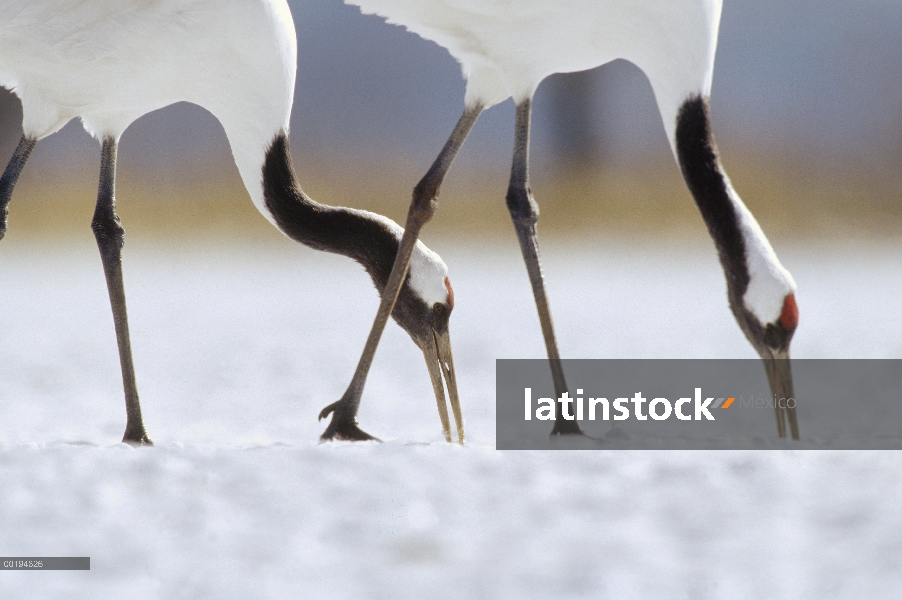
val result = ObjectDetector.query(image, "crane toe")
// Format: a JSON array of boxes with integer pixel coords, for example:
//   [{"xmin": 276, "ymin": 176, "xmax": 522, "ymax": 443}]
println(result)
[
  {"xmin": 319, "ymin": 418, "xmax": 380, "ymax": 443},
  {"xmin": 122, "ymin": 427, "xmax": 153, "ymax": 446},
  {"xmin": 318, "ymin": 401, "xmax": 339, "ymax": 421}
]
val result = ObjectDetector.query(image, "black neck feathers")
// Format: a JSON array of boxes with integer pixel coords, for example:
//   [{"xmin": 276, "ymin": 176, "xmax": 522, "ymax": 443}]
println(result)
[
  {"xmin": 262, "ymin": 132, "xmax": 398, "ymax": 292},
  {"xmin": 675, "ymin": 96, "xmax": 750, "ymax": 301}
]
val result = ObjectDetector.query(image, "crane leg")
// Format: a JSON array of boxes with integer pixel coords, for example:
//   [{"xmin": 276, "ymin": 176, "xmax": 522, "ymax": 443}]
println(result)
[
  {"xmin": 506, "ymin": 100, "xmax": 581, "ymax": 435},
  {"xmin": 0, "ymin": 136, "xmax": 38, "ymax": 240},
  {"xmin": 319, "ymin": 106, "xmax": 482, "ymax": 441},
  {"xmin": 92, "ymin": 137, "xmax": 151, "ymax": 445}
]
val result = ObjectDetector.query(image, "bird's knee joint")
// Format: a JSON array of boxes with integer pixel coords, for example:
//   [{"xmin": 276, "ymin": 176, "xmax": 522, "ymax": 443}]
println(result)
[
  {"xmin": 92, "ymin": 214, "xmax": 125, "ymax": 251},
  {"xmin": 411, "ymin": 181, "xmax": 439, "ymax": 224},
  {"xmin": 506, "ymin": 184, "xmax": 539, "ymax": 226},
  {"xmin": 0, "ymin": 179, "xmax": 13, "ymax": 204}
]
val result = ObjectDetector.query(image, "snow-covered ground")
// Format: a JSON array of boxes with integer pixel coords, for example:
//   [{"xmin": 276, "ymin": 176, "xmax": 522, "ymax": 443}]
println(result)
[{"xmin": 1, "ymin": 236, "xmax": 901, "ymax": 598}]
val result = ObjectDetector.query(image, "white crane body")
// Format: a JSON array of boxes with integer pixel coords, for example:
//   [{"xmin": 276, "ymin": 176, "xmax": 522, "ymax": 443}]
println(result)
[
  {"xmin": 351, "ymin": 0, "xmax": 719, "ymax": 133},
  {"xmin": 0, "ymin": 0, "xmax": 292, "ymax": 216}
]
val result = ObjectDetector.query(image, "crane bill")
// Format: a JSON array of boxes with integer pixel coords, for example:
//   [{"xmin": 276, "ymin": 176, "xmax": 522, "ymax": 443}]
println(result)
[
  {"xmin": 764, "ymin": 350, "xmax": 798, "ymax": 441},
  {"xmin": 435, "ymin": 328, "xmax": 464, "ymax": 444},
  {"xmin": 422, "ymin": 328, "xmax": 465, "ymax": 444},
  {"xmin": 423, "ymin": 342, "xmax": 452, "ymax": 442}
]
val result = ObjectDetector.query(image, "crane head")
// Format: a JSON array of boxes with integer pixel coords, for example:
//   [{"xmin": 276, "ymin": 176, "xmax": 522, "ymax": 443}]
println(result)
[
  {"xmin": 731, "ymin": 290, "xmax": 799, "ymax": 438},
  {"xmin": 389, "ymin": 241, "xmax": 462, "ymax": 442}
]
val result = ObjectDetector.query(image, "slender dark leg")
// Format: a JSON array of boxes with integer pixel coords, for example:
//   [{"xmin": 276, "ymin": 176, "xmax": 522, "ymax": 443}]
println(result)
[
  {"xmin": 319, "ymin": 106, "xmax": 483, "ymax": 441},
  {"xmin": 92, "ymin": 137, "xmax": 151, "ymax": 445},
  {"xmin": 0, "ymin": 136, "xmax": 38, "ymax": 240},
  {"xmin": 506, "ymin": 100, "xmax": 581, "ymax": 435}
]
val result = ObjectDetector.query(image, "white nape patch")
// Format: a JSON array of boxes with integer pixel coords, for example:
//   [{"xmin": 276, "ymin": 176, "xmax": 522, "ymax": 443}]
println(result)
[
  {"xmin": 409, "ymin": 240, "xmax": 451, "ymax": 307},
  {"xmin": 360, "ymin": 211, "xmax": 450, "ymax": 307},
  {"xmin": 729, "ymin": 186, "xmax": 796, "ymax": 325}
]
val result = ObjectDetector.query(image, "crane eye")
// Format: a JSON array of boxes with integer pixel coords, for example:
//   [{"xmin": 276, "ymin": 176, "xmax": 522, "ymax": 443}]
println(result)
[{"xmin": 432, "ymin": 302, "xmax": 449, "ymax": 318}]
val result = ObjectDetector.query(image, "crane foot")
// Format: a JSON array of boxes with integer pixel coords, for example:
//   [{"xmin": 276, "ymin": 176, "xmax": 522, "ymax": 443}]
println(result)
[
  {"xmin": 318, "ymin": 401, "xmax": 380, "ymax": 442},
  {"xmin": 122, "ymin": 426, "xmax": 153, "ymax": 446}
]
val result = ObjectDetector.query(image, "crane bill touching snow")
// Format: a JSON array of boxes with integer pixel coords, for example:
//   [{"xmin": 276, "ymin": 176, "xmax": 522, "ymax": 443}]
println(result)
[{"xmin": 328, "ymin": 0, "xmax": 800, "ymax": 440}]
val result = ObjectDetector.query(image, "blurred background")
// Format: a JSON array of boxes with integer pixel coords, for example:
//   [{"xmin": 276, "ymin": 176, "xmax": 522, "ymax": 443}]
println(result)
[
  {"xmin": 0, "ymin": 0, "xmax": 900, "ymax": 243},
  {"xmin": 2, "ymin": 7, "xmax": 900, "ymax": 594}
]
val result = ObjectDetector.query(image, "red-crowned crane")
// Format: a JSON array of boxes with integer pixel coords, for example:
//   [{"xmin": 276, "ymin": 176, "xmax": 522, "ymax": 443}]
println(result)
[
  {"xmin": 0, "ymin": 0, "xmax": 463, "ymax": 445},
  {"xmin": 320, "ymin": 0, "xmax": 799, "ymax": 441}
]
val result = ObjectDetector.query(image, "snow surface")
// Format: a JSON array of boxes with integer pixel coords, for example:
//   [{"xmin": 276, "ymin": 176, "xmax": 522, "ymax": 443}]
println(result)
[{"xmin": 1, "ymin": 236, "xmax": 901, "ymax": 598}]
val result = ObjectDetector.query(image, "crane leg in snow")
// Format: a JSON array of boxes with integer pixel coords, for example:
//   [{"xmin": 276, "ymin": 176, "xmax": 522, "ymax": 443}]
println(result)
[
  {"xmin": 319, "ymin": 106, "xmax": 482, "ymax": 442},
  {"xmin": 506, "ymin": 100, "xmax": 581, "ymax": 436},
  {"xmin": 91, "ymin": 137, "xmax": 152, "ymax": 446}
]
